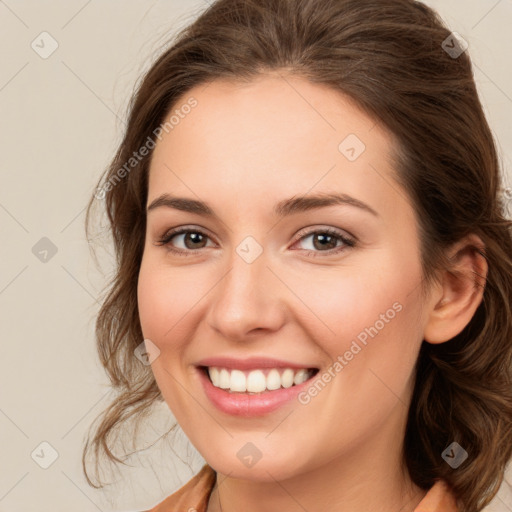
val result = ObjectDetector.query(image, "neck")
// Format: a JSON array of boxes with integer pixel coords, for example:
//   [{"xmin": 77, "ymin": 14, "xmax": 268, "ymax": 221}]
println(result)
[{"xmin": 208, "ymin": 462, "xmax": 425, "ymax": 512}]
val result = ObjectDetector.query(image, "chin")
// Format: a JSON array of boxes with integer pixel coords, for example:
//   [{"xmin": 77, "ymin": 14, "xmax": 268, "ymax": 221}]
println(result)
[{"xmin": 204, "ymin": 449, "xmax": 310, "ymax": 482}]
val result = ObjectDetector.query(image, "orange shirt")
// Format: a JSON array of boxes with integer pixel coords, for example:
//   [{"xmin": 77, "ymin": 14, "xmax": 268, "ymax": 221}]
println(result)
[{"xmin": 144, "ymin": 463, "xmax": 458, "ymax": 512}]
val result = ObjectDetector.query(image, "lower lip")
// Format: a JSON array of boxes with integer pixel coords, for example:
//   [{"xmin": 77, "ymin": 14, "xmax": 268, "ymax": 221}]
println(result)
[{"xmin": 197, "ymin": 367, "xmax": 317, "ymax": 417}]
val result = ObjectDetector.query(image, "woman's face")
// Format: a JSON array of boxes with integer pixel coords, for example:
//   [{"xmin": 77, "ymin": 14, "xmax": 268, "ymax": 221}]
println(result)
[{"xmin": 138, "ymin": 74, "xmax": 432, "ymax": 481}]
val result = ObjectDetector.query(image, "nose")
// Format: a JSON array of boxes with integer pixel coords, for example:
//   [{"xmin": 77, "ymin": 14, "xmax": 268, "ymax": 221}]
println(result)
[{"xmin": 206, "ymin": 245, "xmax": 286, "ymax": 341}]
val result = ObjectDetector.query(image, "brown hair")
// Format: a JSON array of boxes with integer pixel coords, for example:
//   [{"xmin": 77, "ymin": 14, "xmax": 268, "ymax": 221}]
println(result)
[{"xmin": 83, "ymin": 1, "xmax": 512, "ymax": 510}]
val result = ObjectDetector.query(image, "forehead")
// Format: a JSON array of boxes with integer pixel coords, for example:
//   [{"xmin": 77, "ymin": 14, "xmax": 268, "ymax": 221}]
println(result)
[{"xmin": 147, "ymin": 74, "xmax": 409, "ymax": 221}]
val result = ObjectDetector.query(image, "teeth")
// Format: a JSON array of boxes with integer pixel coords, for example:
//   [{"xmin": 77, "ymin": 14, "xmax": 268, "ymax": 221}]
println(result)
[
  {"xmin": 230, "ymin": 369, "xmax": 247, "ymax": 392},
  {"xmin": 206, "ymin": 366, "xmax": 314, "ymax": 393},
  {"xmin": 219, "ymin": 369, "xmax": 230, "ymax": 389},
  {"xmin": 266, "ymin": 369, "xmax": 281, "ymax": 390},
  {"xmin": 246, "ymin": 370, "xmax": 266, "ymax": 393},
  {"xmin": 281, "ymin": 368, "xmax": 294, "ymax": 388},
  {"xmin": 293, "ymin": 368, "xmax": 309, "ymax": 385}
]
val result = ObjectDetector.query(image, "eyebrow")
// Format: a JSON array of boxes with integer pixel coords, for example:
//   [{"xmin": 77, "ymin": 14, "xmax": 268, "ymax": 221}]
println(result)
[{"xmin": 146, "ymin": 192, "xmax": 379, "ymax": 218}]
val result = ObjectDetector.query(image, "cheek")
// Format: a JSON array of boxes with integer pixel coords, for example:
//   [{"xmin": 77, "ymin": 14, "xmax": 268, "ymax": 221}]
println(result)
[
  {"xmin": 292, "ymin": 255, "xmax": 424, "ymax": 389},
  {"xmin": 137, "ymin": 257, "xmax": 199, "ymax": 345},
  {"xmin": 137, "ymin": 259, "xmax": 199, "ymax": 413},
  {"xmin": 137, "ymin": 262, "xmax": 167, "ymax": 341},
  {"xmin": 293, "ymin": 264, "xmax": 418, "ymax": 338},
  {"xmin": 285, "ymin": 265, "xmax": 424, "ymax": 451}
]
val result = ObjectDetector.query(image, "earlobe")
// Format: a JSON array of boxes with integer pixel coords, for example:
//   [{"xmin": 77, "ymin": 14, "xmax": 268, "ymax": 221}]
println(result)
[{"xmin": 423, "ymin": 234, "xmax": 488, "ymax": 345}]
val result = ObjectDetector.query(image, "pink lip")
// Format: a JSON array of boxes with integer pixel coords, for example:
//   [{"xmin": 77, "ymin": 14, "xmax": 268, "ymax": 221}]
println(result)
[
  {"xmin": 196, "ymin": 356, "xmax": 317, "ymax": 371},
  {"xmin": 196, "ymin": 365, "xmax": 319, "ymax": 417}
]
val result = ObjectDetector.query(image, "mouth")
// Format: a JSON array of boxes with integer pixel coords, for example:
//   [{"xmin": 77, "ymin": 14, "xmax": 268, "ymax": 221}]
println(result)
[
  {"xmin": 198, "ymin": 365, "xmax": 320, "ymax": 394},
  {"xmin": 194, "ymin": 356, "xmax": 322, "ymax": 416}
]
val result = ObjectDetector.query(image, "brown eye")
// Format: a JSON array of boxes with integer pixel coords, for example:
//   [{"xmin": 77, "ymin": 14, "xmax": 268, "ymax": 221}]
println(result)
[
  {"xmin": 293, "ymin": 228, "xmax": 355, "ymax": 257},
  {"xmin": 179, "ymin": 231, "xmax": 208, "ymax": 249},
  {"xmin": 311, "ymin": 233, "xmax": 339, "ymax": 251},
  {"xmin": 155, "ymin": 227, "xmax": 214, "ymax": 256}
]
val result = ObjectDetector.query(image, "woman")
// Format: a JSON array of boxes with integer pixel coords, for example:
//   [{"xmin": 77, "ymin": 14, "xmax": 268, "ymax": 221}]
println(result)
[{"xmin": 83, "ymin": 1, "xmax": 512, "ymax": 511}]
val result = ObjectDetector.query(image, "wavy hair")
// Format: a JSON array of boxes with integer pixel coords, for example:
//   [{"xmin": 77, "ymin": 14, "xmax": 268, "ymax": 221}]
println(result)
[{"xmin": 83, "ymin": 1, "xmax": 512, "ymax": 510}]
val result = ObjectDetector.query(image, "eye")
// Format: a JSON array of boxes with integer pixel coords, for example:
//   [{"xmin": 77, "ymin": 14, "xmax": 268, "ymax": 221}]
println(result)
[
  {"xmin": 154, "ymin": 227, "xmax": 215, "ymax": 256},
  {"xmin": 291, "ymin": 227, "xmax": 356, "ymax": 257},
  {"xmin": 154, "ymin": 226, "xmax": 356, "ymax": 258}
]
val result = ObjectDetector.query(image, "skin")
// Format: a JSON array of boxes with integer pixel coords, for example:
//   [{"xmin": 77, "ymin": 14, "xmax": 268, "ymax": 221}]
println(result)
[{"xmin": 137, "ymin": 73, "xmax": 487, "ymax": 512}]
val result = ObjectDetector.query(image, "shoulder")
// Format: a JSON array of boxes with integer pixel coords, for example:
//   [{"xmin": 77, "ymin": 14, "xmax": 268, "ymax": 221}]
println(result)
[
  {"xmin": 413, "ymin": 479, "xmax": 458, "ymax": 512},
  {"xmin": 144, "ymin": 463, "xmax": 217, "ymax": 512}
]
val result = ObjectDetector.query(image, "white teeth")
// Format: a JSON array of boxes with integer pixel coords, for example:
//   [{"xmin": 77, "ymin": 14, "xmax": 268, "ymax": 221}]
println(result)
[
  {"xmin": 206, "ymin": 367, "xmax": 314, "ymax": 393},
  {"xmin": 246, "ymin": 370, "xmax": 266, "ymax": 393},
  {"xmin": 230, "ymin": 369, "xmax": 247, "ymax": 392},
  {"xmin": 266, "ymin": 369, "xmax": 281, "ymax": 390},
  {"xmin": 209, "ymin": 367, "xmax": 220, "ymax": 387},
  {"xmin": 219, "ymin": 368, "xmax": 230, "ymax": 389},
  {"xmin": 293, "ymin": 368, "xmax": 309, "ymax": 385},
  {"xmin": 281, "ymin": 368, "xmax": 294, "ymax": 388}
]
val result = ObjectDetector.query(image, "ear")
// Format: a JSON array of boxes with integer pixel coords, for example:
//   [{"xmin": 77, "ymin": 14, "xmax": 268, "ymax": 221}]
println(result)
[{"xmin": 423, "ymin": 234, "xmax": 488, "ymax": 344}]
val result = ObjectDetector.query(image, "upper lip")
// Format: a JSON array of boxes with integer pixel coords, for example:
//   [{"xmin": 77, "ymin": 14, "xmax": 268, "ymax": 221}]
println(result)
[{"xmin": 196, "ymin": 356, "xmax": 319, "ymax": 371}]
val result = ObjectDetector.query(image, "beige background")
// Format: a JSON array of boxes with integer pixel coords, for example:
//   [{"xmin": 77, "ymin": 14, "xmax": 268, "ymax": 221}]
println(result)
[{"xmin": 0, "ymin": 1, "xmax": 511, "ymax": 511}]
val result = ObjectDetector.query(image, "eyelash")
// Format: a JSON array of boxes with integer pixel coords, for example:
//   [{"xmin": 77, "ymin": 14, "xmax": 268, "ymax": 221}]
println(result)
[{"xmin": 154, "ymin": 226, "xmax": 356, "ymax": 258}]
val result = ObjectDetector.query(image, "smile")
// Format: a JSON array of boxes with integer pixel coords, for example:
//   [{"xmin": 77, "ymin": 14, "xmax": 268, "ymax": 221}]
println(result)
[
  {"xmin": 202, "ymin": 366, "xmax": 318, "ymax": 394},
  {"xmin": 195, "ymin": 359, "xmax": 320, "ymax": 417}
]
